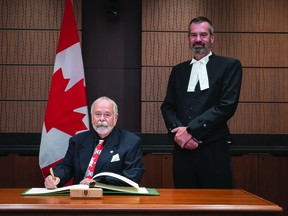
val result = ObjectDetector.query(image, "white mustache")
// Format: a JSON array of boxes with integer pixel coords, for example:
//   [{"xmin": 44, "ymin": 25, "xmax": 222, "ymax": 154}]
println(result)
[{"xmin": 96, "ymin": 121, "xmax": 108, "ymax": 127}]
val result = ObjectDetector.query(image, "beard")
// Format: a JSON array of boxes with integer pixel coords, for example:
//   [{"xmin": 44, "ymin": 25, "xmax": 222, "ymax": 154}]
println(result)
[
  {"xmin": 192, "ymin": 46, "xmax": 206, "ymax": 54},
  {"xmin": 190, "ymin": 41, "xmax": 212, "ymax": 55},
  {"xmin": 93, "ymin": 121, "xmax": 114, "ymax": 135}
]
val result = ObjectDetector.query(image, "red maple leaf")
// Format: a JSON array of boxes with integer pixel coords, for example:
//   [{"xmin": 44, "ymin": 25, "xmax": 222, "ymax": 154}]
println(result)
[{"xmin": 44, "ymin": 68, "xmax": 88, "ymax": 136}]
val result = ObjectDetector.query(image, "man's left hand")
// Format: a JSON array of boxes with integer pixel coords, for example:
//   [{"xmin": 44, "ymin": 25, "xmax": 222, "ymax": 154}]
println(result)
[{"xmin": 80, "ymin": 178, "xmax": 96, "ymax": 185}]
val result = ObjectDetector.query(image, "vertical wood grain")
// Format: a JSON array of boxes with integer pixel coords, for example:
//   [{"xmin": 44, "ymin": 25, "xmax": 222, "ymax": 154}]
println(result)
[
  {"xmin": 142, "ymin": 102, "xmax": 288, "ymax": 134},
  {"xmin": 228, "ymin": 103, "xmax": 288, "ymax": 134},
  {"xmin": 0, "ymin": 66, "xmax": 52, "ymax": 100},
  {"xmin": 141, "ymin": 154, "xmax": 163, "ymax": 187},
  {"xmin": 141, "ymin": 0, "xmax": 288, "ymax": 135},
  {"xmin": 161, "ymin": 154, "xmax": 174, "ymax": 188},
  {"xmin": 141, "ymin": 67, "xmax": 171, "ymax": 101},
  {"xmin": 141, "ymin": 102, "xmax": 167, "ymax": 133},
  {"xmin": 0, "ymin": 0, "xmax": 82, "ymax": 29},
  {"xmin": 0, "ymin": 0, "xmax": 82, "ymax": 133},
  {"xmin": 142, "ymin": 0, "xmax": 288, "ymax": 32},
  {"xmin": 142, "ymin": 67, "xmax": 288, "ymax": 103},
  {"xmin": 142, "ymin": 32, "xmax": 288, "ymax": 67},
  {"xmin": 240, "ymin": 68, "xmax": 288, "ymax": 102},
  {"xmin": 0, "ymin": 101, "xmax": 47, "ymax": 133},
  {"xmin": 231, "ymin": 155, "xmax": 259, "ymax": 194}
]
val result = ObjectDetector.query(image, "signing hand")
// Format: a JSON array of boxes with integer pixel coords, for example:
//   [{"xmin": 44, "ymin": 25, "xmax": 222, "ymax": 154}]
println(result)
[{"xmin": 44, "ymin": 175, "xmax": 60, "ymax": 189}]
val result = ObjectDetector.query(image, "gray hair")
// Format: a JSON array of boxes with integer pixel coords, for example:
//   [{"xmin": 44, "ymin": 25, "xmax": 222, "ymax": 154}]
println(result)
[
  {"xmin": 188, "ymin": 16, "xmax": 214, "ymax": 34},
  {"xmin": 90, "ymin": 96, "xmax": 118, "ymax": 115}
]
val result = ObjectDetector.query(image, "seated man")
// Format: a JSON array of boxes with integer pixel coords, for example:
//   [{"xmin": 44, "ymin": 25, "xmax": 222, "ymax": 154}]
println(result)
[{"xmin": 44, "ymin": 96, "xmax": 144, "ymax": 189}]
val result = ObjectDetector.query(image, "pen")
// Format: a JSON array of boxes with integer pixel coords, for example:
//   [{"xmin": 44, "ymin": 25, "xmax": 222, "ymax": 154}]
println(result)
[{"xmin": 50, "ymin": 167, "xmax": 56, "ymax": 181}]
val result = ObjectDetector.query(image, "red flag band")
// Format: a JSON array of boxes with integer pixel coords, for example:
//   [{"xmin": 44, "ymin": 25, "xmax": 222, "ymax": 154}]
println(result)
[{"xmin": 39, "ymin": 0, "xmax": 89, "ymax": 180}]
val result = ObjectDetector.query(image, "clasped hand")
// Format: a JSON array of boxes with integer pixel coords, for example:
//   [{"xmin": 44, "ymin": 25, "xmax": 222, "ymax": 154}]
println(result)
[{"xmin": 171, "ymin": 127, "xmax": 199, "ymax": 150}]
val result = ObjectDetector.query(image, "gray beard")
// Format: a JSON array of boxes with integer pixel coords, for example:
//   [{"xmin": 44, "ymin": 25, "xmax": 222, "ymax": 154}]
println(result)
[{"xmin": 192, "ymin": 47, "xmax": 206, "ymax": 55}]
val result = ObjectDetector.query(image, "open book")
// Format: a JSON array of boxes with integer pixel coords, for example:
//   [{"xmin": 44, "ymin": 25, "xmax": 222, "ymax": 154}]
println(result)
[{"xmin": 22, "ymin": 172, "xmax": 159, "ymax": 196}]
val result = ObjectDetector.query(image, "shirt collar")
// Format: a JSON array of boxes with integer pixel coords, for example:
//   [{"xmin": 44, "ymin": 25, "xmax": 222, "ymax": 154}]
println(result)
[{"xmin": 190, "ymin": 51, "xmax": 212, "ymax": 65}]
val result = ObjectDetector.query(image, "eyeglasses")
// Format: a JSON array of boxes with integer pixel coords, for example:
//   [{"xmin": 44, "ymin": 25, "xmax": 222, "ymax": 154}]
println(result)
[{"xmin": 94, "ymin": 112, "xmax": 114, "ymax": 119}]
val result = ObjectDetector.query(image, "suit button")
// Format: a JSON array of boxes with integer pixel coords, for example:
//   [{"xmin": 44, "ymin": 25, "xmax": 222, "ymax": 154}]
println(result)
[{"xmin": 203, "ymin": 124, "xmax": 207, "ymax": 127}]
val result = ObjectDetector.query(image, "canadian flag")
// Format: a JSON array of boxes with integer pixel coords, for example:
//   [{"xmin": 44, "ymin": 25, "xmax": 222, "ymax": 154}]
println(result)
[{"xmin": 39, "ymin": 0, "xmax": 89, "ymax": 179}]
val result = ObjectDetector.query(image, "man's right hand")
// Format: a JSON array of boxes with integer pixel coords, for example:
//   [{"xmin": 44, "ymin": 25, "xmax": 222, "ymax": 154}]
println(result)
[
  {"xmin": 44, "ymin": 175, "xmax": 60, "ymax": 189},
  {"xmin": 184, "ymin": 138, "xmax": 199, "ymax": 150},
  {"xmin": 171, "ymin": 126, "xmax": 192, "ymax": 147}
]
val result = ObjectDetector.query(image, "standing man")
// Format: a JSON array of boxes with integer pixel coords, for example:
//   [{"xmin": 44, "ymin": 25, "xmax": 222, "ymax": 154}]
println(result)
[
  {"xmin": 161, "ymin": 16, "xmax": 242, "ymax": 188},
  {"xmin": 45, "ymin": 96, "xmax": 144, "ymax": 188}
]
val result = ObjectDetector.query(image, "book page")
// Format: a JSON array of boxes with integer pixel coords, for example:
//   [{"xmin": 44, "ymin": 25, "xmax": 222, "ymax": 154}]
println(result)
[
  {"xmin": 92, "ymin": 172, "xmax": 139, "ymax": 188},
  {"xmin": 92, "ymin": 182, "xmax": 148, "ymax": 194},
  {"xmin": 23, "ymin": 184, "xmax": 89, "ymax": 195},
  {"xmin": 22, "ymin": 172, "xmax": 143, "ymax": 196}
]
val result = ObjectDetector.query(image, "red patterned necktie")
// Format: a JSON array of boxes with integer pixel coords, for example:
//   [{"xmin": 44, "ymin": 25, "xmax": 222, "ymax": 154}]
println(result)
[{"xmin": 85, "ymin": 139, "xmax": 104, "ymax": 179}]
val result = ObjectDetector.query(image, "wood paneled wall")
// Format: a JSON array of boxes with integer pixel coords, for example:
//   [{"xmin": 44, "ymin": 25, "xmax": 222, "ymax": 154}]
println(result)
[
  {"xmin": 0, "ymin": 0, "xmax": 82, "ymax": 133},
  {"xmin": 141, "ymin": 0, "xmax": 288, "ymax": 134},
  {"xmin": 2, "ymin": 0, "xmax": 287, "ymax": 134}
]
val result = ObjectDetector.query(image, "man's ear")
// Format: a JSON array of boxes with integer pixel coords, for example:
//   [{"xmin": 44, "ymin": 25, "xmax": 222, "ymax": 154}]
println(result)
[
  {"xmin": 114, "ymin": 114, "xmax": 119, "ymax": 123},
  {"xmin": 210, "ymin": 34, "xmax": 215, "ymax": 43}
]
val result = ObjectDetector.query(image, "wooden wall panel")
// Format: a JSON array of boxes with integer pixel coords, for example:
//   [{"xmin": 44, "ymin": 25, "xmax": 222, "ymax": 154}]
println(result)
[
  {"xmin": 142, "ymin": 67, "xmax": 288, "ymax": 103},
  {"xmin": 142, "ymin": 32, "xmax": 189, "ymax": 67},
  {"xmin": 1, "ymin": 30, "xmax": 58, "ymax": 64},
  {"xmin": 229, "ymin": 103, "xmax": 288, "ymax": 134},
  {"xmin": 0, "ymin": 102, "xmax": 46, "ymax": 132},
  {"xmin": 0, "ymin": 0, "xmax": 82, "ymax": 133},
  {"xmin": 141, "ymin": 67, "xmax": 170, "ymax": 102},
  {"xmin": 0, "ymin": 155, "xmax": 14, "ymax": 187},
  {"xmin": 142, "ymin": 0, "xmax": 288, "ymax": 32},
  {"xmin": 13, "ymin": 154, "xmax": 44, "ymax": 187},
  {"xmin": 141, "ymin": 0, "xmax": 288, "ymax": 136},
  {"xmin": 141, "ymin": 154, "xmax": 174, "ymax": 188},
  {"xmin": 142, "ymin": 32, "xmax": 288, "ymax": 67},
  {"xmin": 241, "ymin": 68, "xmax": 288, "ymax": 102},
  {"xmin": 213, "ymin": 34, "xmax": 288, "ymax": 67},
  {"xmin": 141, "ymin": 102, "xmax": 166, "ymax": 133},
  {"xmin": 232, "ymin": 154, "xmax": 288, "ymax": 216},
  {"xmin": 257, "ymin": 155, "xmax": 288, "ymax": 213},
  {"xmin": 231, "ymin": 155, "xmax": 259, "ymax": 194},
  {"xmin": 142, "ymin": 102, "xmax": 288, "ymax": 134},
  {"xmin": 161, "ymin": 154, "xmax": 174, "ymax": 188},
  {"xmin": 0, "ymin": 66, "xmax": 52, "ymax": 100},
  {"xmin": 0, "ymin": 0, "xmax": 82, "ymax": 29},
  {"xmin": 0, "ymin": 154, "xmax": 43, "ymax": 188},
  {"xmin": 141, "ymin": 154, "xmax": 162, "ymax": 187}
]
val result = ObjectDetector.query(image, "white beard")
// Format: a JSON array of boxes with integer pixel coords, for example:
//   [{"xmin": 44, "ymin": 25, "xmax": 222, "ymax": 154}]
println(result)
[
  {"xmin": 95, "ymin": 126, "xmax": 113, "ymax": 135},
  {"xmin": 93, "ymin": 120, "xmax": 114, "ymax": 135}
]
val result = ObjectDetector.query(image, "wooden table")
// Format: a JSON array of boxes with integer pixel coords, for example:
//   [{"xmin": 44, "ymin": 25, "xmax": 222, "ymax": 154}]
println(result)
[{"xmin": 0, "ymin": 188, "xmax": 282, "ymax": 216}]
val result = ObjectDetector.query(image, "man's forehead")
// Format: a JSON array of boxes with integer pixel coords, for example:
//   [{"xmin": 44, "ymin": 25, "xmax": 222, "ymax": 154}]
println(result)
[
  {"xmin": 190, "ymin": 22, "xmax": 210, "ymax": 30},
  {"xmin": 94, "ymin": 101, "xmax": 113, "ymax": 110}
]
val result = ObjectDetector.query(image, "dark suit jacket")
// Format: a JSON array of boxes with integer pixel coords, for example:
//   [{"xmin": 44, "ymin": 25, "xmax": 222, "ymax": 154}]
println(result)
[
  {"xmin": 161, "ymin": 53, "xmax": 242, "ymax": 144},
  {"xmin": 53, "ymin": 127, "xmax": 144, "ymax": 186}
]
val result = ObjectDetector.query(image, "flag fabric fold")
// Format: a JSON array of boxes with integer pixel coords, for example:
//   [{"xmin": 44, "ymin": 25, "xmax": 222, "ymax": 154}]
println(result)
[{"xmin": 39, "ymin": 0, "xmax": 89, "ymax": 179}]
